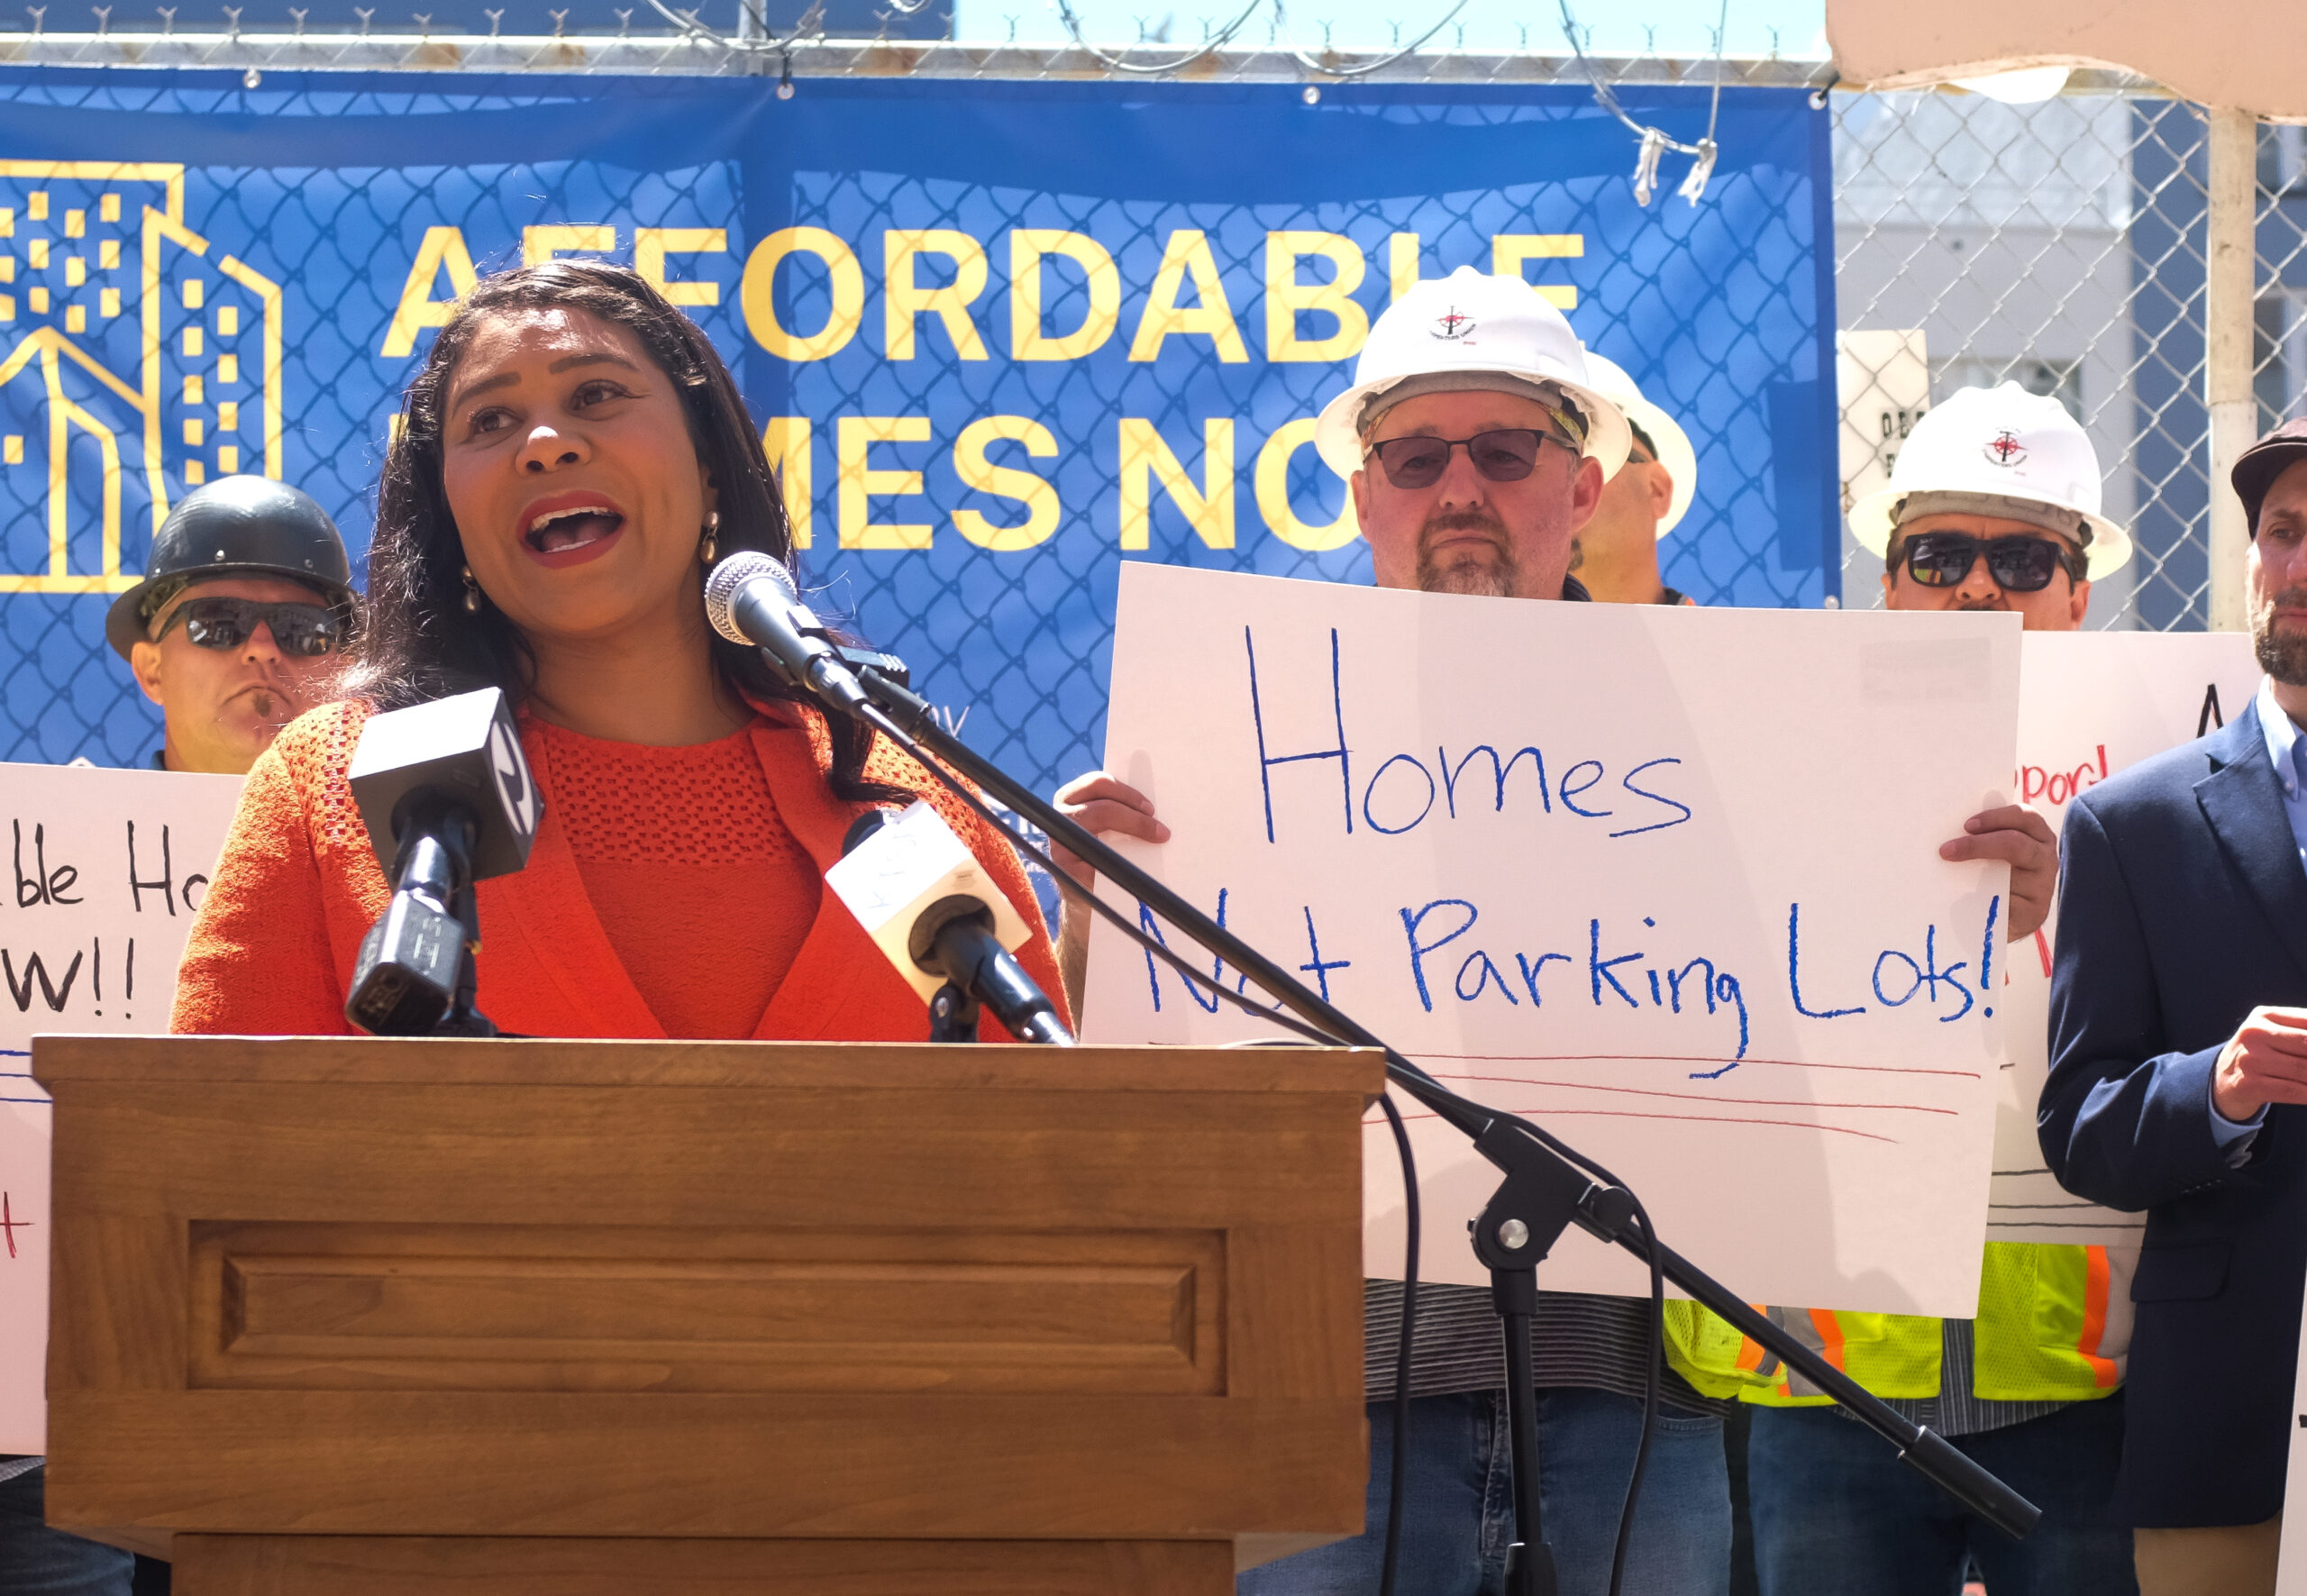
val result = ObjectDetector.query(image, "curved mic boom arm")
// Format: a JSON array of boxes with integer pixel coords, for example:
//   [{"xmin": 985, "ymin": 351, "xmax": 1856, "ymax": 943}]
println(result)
[{"xmin": 842, "ymin": 664, "xmax": 2040, "ymax": 1545}]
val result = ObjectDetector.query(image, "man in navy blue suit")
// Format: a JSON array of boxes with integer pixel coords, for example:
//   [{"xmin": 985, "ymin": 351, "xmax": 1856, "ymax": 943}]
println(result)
[{"xmin": 2042, "ymin": 415, "xmax": 2307, "ymax": 1596}]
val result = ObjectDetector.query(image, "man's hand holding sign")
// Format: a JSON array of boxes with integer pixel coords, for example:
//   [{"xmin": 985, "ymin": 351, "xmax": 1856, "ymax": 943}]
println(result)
[{"xmin": 1942, "ymin": 806, "xmax": 2057, "ymax": 943}]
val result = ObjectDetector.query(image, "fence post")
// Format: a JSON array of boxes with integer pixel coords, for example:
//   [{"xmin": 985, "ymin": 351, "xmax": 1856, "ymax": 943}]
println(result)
[{"xmin": 2206, "ymin": 105, "xmax": 2257, "ymax": 633}]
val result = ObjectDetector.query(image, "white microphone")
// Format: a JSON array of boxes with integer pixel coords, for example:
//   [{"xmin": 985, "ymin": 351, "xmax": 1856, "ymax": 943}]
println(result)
[
  {"xmin": 703, "ymin": 551, "xmax": 872, "ymax": 714},
  {"xmin": 825, "ymin": 800, "xmax": 1073, "ymax": 1045}
]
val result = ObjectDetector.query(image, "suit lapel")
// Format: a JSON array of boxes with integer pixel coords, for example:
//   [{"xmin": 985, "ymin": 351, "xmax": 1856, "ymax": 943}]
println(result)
[
  {"xmin": 747, "ymin": 707, "xmax": 923, "ymax": 1042},
  {"xmin": 2195, "ymin": 698, "xmax": 2307, "ymax": 984}
]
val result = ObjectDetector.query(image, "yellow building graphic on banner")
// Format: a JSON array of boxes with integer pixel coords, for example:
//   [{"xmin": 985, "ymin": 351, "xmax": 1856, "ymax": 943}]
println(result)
[{"xmin": 0, "ymin": 161, "xmax": 283, "ymax": 594}]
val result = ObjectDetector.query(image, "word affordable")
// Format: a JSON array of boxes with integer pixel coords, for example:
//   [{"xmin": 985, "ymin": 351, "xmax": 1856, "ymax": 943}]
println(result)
[
  {"xmin": 0, "ymin": 761, "xmax": 241, "ymax": 1452},
  {"xmin": 1081, "ymin": 565, "xmax": 2018, "ymax": 1318}
]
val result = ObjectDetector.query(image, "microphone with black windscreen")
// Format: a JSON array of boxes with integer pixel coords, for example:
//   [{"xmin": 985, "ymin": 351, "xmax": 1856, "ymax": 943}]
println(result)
[
  {"xmin": 342, "ymin": 687, "xmax": 543, "ymax": 1037},
  {"xmin": 829, "ymin": 801, "xmax": 1074, "ymax": 1046}
]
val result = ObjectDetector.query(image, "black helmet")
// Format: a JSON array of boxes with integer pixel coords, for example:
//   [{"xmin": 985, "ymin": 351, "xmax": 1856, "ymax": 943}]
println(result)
[{"xmin": 105, "ymin": 476, "xmax": 355, "ymax": 660}]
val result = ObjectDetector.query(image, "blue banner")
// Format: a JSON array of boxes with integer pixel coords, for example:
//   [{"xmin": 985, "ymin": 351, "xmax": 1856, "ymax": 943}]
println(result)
[{"xmin": 0, "ymin": 69, "xmax": 1834, "ymax": 791}]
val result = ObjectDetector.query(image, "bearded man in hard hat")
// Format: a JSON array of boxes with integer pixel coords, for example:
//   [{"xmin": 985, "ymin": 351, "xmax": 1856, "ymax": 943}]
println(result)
[
  {"xmin": 108, "ymin": 475, "xmax": 357, "ymax": 774},
  {"xmin": 1737, "ymin": 385, "xmax": 2138, "ymax": 1596},
  {"xmin": 1042, "ymin": 271, "xmax": 2058, "ymax": 1596},
  {"xmin": 1571, "ymin": 351, "xmax": 1701, "ymax": 606}
]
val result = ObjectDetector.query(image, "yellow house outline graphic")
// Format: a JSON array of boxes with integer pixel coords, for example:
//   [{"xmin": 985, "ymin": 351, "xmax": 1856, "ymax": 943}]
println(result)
[{"xmin": 0, "ymin": 160, "xmax": 285, "ymax": 595}]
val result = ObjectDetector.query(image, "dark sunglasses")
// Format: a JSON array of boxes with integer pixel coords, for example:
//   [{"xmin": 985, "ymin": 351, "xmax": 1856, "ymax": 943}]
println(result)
[
  {"xmin": 1365, "ymin": 428, "xmax": 1574, "ymax": 490},
  {"xmin": 152, "ymin": 596, "xmax": 347, "ymax": 657},
  {"xmin": 1900, "ymin": 531, "xmax": 2086, "ymax": 594}
]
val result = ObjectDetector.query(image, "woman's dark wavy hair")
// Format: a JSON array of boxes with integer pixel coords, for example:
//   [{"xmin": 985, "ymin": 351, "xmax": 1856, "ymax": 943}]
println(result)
[{"xmin": 342, "ymin": 259, "xmax": 907, "ymax": 803}]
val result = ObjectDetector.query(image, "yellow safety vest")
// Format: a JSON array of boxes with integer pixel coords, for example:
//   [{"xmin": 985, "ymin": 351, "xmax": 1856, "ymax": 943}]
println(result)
[{"xmin": 1662, "ymin": 1242, "xmax": 2132, "ymax": 1406}]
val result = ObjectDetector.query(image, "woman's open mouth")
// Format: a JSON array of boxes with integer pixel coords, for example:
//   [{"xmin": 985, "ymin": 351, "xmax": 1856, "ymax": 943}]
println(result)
[{"xmin": 518, "ymin": 493, "xmax": 629, "ymax": 567}]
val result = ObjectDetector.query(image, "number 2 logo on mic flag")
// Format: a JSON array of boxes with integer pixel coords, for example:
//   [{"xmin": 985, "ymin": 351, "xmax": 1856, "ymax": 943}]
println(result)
[{"xmin": 488, "ymin": 716, "xmax": 538, "ymax": 841}]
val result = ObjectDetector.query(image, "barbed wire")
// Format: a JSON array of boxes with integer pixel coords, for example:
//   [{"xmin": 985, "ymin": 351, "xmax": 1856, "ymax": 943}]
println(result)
[
  {"xmin": 1266, "ymin": 0, "xmax": 1467, "ymax": 82},
  {"xmin": 0, "ymin": 43, "xmax": 2274, "ymax": 777},
  {"xmin": 1048, "ymin": 0, "xmax": 1261, "ymax": 76}
]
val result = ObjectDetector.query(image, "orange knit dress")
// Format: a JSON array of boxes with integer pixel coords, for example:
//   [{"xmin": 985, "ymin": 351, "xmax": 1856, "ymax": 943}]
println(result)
[{"xmin": 169, "ymin": 697, "xmax": 1067, "ymax": 1044}]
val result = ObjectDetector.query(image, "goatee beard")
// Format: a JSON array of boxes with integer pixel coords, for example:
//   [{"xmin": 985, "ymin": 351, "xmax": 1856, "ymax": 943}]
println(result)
[
  {"xmin": 2255, "ymin": 589, "xmax": 2307, "ymax": 685},
  {"xmin": 1417, "ymin": 511, "xmax": 1519, "ymax": 597}
]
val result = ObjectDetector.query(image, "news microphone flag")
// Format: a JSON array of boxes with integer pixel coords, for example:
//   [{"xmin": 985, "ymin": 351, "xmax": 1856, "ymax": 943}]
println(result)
[
  {"xmin": 346, "ymin": 686, "xmax": 542, "ymax": 884},
  {"xmin": 824, "ymin": 798, "xmax": 1032, "ymax": 1003}
]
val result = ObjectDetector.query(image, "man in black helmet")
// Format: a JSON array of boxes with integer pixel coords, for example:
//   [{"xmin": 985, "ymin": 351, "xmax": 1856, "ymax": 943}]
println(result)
[
  {"xmin": 0, "ymin": 478, "xmax": 358, "ymax": 1596},
  {"xmin": 106, "ymin": 475, "xmax": 356, "ymax": 774}
]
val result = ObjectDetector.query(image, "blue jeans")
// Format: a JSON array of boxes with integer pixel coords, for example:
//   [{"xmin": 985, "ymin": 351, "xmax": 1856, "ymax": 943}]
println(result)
[
  {"xmin": 1746, "ymin": 1395, "xmax": 2137, "ymax": 1596},
  {"xmin": 1241, "ymin": 1389, "xmax": 1732, "ymax": 1596},
  {"xmin": 0, "ymin": 1464, "xmax": 135, "ymax": 1596}
]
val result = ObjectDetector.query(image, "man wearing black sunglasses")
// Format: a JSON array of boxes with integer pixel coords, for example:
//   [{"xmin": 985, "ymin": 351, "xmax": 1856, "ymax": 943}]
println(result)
[
  {"xmin": 1743, "ymin": 384, "xmax": 2139, "ymax": 1596},
  {"xmin": 1851, "ymin": 383, "xmax": 2130, "ymax": 632},
  {"xmin": 10, "ymin": 479, "xmax": 354, "ymax": 1596},
  {"xmin": 105, "ymin": 475, "xmax": 355, "ymax": 776},
  {"xmin": 1883, "ymin": 516, "xmax": 2094, "ymax": 628}
]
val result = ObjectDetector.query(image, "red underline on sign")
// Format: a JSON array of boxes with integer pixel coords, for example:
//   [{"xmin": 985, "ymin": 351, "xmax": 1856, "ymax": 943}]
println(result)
[
  {"xmin": 1403, "ymin": 1073, "xmax": 1956, "ymax": 1117},
  {"xmin": 1411, "ymin": 1051, "xmax": 1983, "ymax": 1081},
  {"xmin": 1384, "ymin": 1103, "xmax": 1904, "ymax": 1145}
]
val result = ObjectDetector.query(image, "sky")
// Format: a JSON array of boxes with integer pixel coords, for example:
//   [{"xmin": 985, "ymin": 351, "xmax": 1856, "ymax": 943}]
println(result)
[{"xmin": 953, "ymin": 0, "xmax": 1829, "ymax": 59}]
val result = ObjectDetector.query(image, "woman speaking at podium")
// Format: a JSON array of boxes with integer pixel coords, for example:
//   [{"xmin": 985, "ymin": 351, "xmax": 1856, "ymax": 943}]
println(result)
[{"xmin": 170, "ymin": 261, "xmax": 1062, "ymax": 1042}]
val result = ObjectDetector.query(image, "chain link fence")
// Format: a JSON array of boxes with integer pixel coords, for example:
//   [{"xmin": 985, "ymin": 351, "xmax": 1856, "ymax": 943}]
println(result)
[
  {"xmin": 1832, "ymin": 87, "xmax": 2307, "ymax": 630},
  {"xmin": 0, "ymin": 39, "xmax": 2297, "ymax": 789}
]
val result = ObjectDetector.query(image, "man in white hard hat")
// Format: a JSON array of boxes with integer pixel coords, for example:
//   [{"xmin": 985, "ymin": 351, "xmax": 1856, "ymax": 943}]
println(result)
[
  {"xmin": 1044, "ymin": 271, "xmax": 2060, "ymax": 1596},
  {"xmin": 1856, "ymin": 381, "xmax": 2134, "ymax": 627},
  {"xmin": 1737, "ymin": 383, "xmax": 2138, "ymax": 1596},
  {"xmin": 1571, "ymin": 351, "xmax": 1701, "ymax": 606}
]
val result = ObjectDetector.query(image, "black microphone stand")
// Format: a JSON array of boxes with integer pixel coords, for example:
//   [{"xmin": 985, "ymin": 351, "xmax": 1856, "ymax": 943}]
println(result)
[
  {"xmin": 345, "ymin": 800, "xmax": 500, "ymax": 1039},
  {"xmin": 825, "ymin": 664, "xmax": 2040, "ymax": 1577},
  {"xmin": 927, "ymin": 982, "xmax": 979, "ymax": 1042}
]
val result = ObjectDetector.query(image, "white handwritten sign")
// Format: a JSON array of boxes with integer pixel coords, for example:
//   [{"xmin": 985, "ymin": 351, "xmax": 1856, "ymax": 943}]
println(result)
[
  {"xmin": 1987, "ymin": 630, "xmax": 2262, "ymax": 1248},
  {"xmin": 1082, "ymin": 564, "xmax": 2018, "ymax": 1317},
  {"xmin": 0, "ymin": 761, "xmax": 242, "ymax": 1453}
]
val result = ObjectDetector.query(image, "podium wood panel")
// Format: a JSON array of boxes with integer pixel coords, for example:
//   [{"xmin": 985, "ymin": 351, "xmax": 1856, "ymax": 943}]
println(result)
[
  {"xmin": 35, "ymin": 1036, "xmax": 1379, "ymax": 1591},
  {"xmin": 172, "ymin": 1535, "xmax": 1238, "ymax": 1595}
]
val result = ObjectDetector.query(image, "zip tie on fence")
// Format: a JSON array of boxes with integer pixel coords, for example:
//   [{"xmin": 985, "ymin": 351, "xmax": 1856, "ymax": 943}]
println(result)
[
  {"xmin": 1271, "ymin": 0, "xmax": 1466, "ymax": 80},
  {"xmin": 1051, "ymin": 0, "xmax": 1260, "ymax": 77},
  {"xmin": 1273, "ymin": 0, "xmax": 1467, "ymax": 78},
  {"xmin": 1558, "ymin": 0, "xmax": 1724, "ymax": 206}
]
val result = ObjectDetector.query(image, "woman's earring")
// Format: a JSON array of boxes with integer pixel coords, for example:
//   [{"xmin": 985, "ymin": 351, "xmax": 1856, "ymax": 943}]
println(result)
[
  {"xmin": 460, "ymin": 564, "xmax": 481, "ymax": 615},
  {"xmin": 699, "ymin": 510, "xmax": 720, "ymax": 566}
]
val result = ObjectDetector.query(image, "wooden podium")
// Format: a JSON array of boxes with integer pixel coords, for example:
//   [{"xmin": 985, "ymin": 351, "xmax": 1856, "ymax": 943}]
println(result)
[{"xmin": 33, "ymin": 1035, "xmax": 1380, "ymax": 1595}]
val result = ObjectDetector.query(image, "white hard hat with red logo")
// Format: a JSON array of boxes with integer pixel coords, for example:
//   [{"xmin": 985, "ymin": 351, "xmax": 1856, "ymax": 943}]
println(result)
[
  {"xmin": 1848, "ymin": 380, "xmax": 2132, "ymax": 579},
  {"xmin": 1578, "ymin": 350, "xmax": 1697, "ymax": 537},
  {"xmin": 1313, "ymin": 265, "xmax": 1632, "ymax": 483}
]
